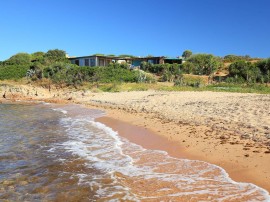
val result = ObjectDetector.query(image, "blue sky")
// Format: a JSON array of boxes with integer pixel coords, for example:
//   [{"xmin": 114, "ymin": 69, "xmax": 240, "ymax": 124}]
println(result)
[{"xmin": 1, "ymin": 0, "xmax": 270, "ymax": 61}]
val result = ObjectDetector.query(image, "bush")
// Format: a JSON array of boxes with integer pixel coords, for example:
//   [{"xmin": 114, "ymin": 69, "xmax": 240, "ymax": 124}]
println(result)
[
  {"xmin": 256, "ymin": 58, "xmax": 270, "ymax": 83},
  {"xmin": 0, "ymin": 65, "xmax": 29, "ymax": 80},
  {"xmin": 183, "ymin": 75, "xmax": 205, "ymax": 87},
  {"xmin": 187, "ymin": 54, "xmax": 222, "ymax": 75},
  {"xmin": 136, "ymin": 70, "xmax": 157, "ymax": 83},
  {"xmin": 93, "ymin": 66, "xmax": 139, "ymax": 83},
  {"xmin": 180, "ymin": 62, "xmax": 195, "ymax": 74},
  {"xmin": 143, "ymin": 63, "xmax": 181, "ymax": 82},
  {"xmin": 5, "ymin": 53, "xmax": 32, "ymax": 65},
  {"xmin": 224, "ymin": 55, "xmax": 252, "ymax": 63},
  {"xmin": 228, "ymin": 60, "xmax": 260, "ymax": 83},
  {"xmin": 174, "ymin": 74, "xmax": 207, "ymax": 87},
  {"xmin": 108, "ymin": 62, "xmax": 129, "ymax": 69},
  {"xmin": 147, "ymin": 64, "xmax": 165, "ymax": 74}
]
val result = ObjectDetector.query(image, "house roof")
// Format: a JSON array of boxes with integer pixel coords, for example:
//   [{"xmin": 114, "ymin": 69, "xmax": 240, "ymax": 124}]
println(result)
[
  {"xmin": 164, "ymin": 57, "xmax": 182, "ymax": 60},
  {"xmin": 68, "ymin": 55, "xmax": 165, "ymax": 60}
]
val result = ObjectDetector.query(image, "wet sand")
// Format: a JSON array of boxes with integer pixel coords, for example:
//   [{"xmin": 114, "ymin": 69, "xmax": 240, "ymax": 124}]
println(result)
[
  {"xmin": 1, "ymin": 82, "xmax": 270, "ymax": 193},
  {"xmin": 97, "ymin": 110, "xmax": 270, "ymax": 193}
]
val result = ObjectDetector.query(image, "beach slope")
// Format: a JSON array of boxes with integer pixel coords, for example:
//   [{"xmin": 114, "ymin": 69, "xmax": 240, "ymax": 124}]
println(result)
[{"xmin": 1, "ymin": 83, "xmax": 270, "ymax": 192}]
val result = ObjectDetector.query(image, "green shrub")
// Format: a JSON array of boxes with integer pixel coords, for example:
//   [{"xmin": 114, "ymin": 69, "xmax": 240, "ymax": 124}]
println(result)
[
  {"xmin": 223, "ymin": 55, "xmax": 252, "ymax": 63},
  {"xmin": 256, "ymin": 58, "xmax": 270, "ymax": 83},
  {"xmin": 187, "ymin": 54, "xmax": 222, "ymax": 75},
  {"xmin": 0, "ymin": 65, "xmax": 29, "ymax": 80},
  {"xmin": 94, "ymin": 67, "xmax": 139, "ymax": 83},
  {"xmin": 5, "ymin": 53, "xmax": 32, "ymax": 65},
  {"xmin": 136, "ymin": 70, "xmax": 157, "ymax": 83},
  {"xmin": 147, "ymin": 64, "xmax": 164, "ymax": 74},
  {"xmin": 228, "ymin": 60, "xmax": 260, "ymax": 83},
  {"xmin": 180, "ymin": 62, "xmax": 195, "ymax": 74}
]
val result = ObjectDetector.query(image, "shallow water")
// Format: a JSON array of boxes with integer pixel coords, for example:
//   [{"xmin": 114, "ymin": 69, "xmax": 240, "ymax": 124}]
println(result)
[{"xmin": 0, "ymin": 103, "xmax": 269, "ymax": 201}]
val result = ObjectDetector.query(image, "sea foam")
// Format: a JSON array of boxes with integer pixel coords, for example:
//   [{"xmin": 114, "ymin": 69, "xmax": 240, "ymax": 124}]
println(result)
[{"xmin": 48, "ymin": 105, "xmax": 270, "ymax": 201}]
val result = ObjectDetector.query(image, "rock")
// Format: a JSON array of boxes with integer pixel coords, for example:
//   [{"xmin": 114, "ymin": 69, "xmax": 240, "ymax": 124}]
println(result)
[
  {"xmin": 3, "ymin": 180, "xmax": 14, "ymax": 186},
  {"xmin": 244, "ymin": 154, "xmax": 249, "ymax": 157},
  {"xmin": 265, "ymin": 150, "xmax": 270, "ymax": 154},
  {"xmin": 220, "ymin": 135, "xmax": 229, "ymax": 140},
  {"xmin": 20, "ymin": 181, "xmax": 28, "ymax": 185},
  {"xmin": 245, "ymin": 143, "xmax": 254, "ymax": 147},
  {"xmin": 252, "ymin": 137, "xmax": 260, "ymax": 142},
  {"xmin": 241, "ymin": 133, "xmax": 251, "ymax": 139},
  {"xmin": 220, "ymin": 140, "xmax": 227, "ymax": 144}
]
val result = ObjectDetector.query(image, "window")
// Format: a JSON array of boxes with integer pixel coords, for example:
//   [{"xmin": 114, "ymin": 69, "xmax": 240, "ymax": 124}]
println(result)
[
  {"xmin": 85, "ymin": 59, "xmax": 89, "ymax": 66},
  {"xmin": 75, "ymin": 60, "xmax": 79, "ymax": 66},
  {"xmin": 148, "ymin": 59, "xmax": 154, "ymax": 64},
  {"xmin": 90, "ymin": 59, "xmax": 95, "ymax": 66},
  {"xmin": 99, "ymin": 59, "xmax": 105, "ymax": 66}
]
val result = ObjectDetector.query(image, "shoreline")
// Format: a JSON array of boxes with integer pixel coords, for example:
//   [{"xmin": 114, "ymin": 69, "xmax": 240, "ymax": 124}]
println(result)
[
  {"xmin": 96, "ymin": 107, "xmax": 270, "ymax": 193},
  {"xmin": 0, "ymin": 82, "xmax": 270, "ymax": 193}
]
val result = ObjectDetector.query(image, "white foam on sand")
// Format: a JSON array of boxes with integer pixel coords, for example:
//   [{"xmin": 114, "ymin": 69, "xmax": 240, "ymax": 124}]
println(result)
[
  {"xmin": 48, "ymin": 105, "xmax": 270, "ymax": 201},
  {"xmin": 52, "ymin": 108, "xmax": 68, "ymax": 114}
]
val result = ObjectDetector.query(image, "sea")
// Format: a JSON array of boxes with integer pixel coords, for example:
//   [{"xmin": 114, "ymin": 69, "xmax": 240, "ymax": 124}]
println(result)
[{"xmin": 0, "ymin": 102, "xmax": 269, "ymax": 201}]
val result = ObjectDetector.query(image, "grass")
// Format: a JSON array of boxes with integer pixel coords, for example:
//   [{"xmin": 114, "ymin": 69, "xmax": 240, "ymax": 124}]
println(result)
[
  {"xmin": 90, "ymin": 82, "xmax": 270, "ymax": 94},
  {"xmin": 183, "ymin": 74, "xmax": 209, "ymax": 86},
  {"xmin": 1, "ymin": 79, "xmax": 269, "ymax": 94},
  {"xmin": 205, "ymin": 83, "xmax": 270, "ymax": 94}
]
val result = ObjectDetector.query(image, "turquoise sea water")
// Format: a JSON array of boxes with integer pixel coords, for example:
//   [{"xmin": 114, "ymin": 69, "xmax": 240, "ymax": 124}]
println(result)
[{"xmin": 0, "ymin": 103, "xmax": 269, "ymax": 201}]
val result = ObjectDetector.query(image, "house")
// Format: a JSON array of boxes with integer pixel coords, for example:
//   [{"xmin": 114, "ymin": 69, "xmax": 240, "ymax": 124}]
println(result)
[
  {"xmin": 68, "ymin": 55, "xmax": 182, "ymax": 67},
  {"xmin": 130, "ymin": 56, "xmax": 165, "ymax": 66},
  {"xmin": 164, "ymin": 57, "xmax": 182, "ymax": 64},
  {"xmin": 69, "ymin": 55, "xmax": 114, "ymax": 67}
]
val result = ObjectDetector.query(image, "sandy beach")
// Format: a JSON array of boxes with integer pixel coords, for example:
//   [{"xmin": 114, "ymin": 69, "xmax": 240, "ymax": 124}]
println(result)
[{"xmin": 1, "ymin": 82, "xmax": 270, "ymax": 193}]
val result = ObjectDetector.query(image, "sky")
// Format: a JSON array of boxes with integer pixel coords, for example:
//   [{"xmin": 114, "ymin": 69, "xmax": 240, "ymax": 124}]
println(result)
[{"xmin": 1, "ymin": 0, "xmax": 270, "ymax": 61}]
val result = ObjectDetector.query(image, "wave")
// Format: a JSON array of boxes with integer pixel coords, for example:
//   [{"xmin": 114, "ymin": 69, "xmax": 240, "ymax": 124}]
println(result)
[{"xmin": 48, "ymin": 105, "xmax": 270, "ymax": 201}]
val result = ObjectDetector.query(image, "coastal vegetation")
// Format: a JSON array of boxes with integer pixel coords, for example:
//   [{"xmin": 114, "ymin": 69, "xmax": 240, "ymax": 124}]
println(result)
[
  {"xmin": 182, "ymin": 50, "xmax": 192, "ymax": 59},
  {"xmin": 0, "ymin": 49, "xmax": 269, "ymax": 94}
]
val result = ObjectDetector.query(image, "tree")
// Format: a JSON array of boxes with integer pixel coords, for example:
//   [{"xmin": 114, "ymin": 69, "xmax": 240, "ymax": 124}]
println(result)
[
  {"xmin": 228, "ymin": 60, "xmax": 259, "ymax": 82},
  {"xmin": 228, "ymin": 60, "xmax": 243, "ymax": 76},
  {"xmin": 5, "ymin": 53, "xmax": 32, "ymax": 65},
  {"xmin": 224, "ymin": 55, "xmax": 241, "ymax": 62},
  {"xmin": 31, "ymin": 52, "xmax": 45, "ymax": 63},
  {"xmin": 224, "ymin": 54, "xmax": 252, "ymax": 63},
  {"xmin": 255, "ymin": 58, "xmax": 270, "ymax": 83},
  {"xmin": 187, "ymin": 54, "xmax": 221, "ymax": 75},
  {"xmin": 180, "ymin": 62, "xmax": 195, "ymax": 74},
  {"xmin": 140, "ymin": 61, "xmax": 148, "ymax": 71},
  {"xmin": 30, "ymin": 62, "xmax": 45, "ymax": 80},
  {"xmin": 182, "ymin": 50, "xmax": 192, "ymax": 59},
  {"xmin": 44, "ymin": 49, "xmax": 68, "ymax": 64}
]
